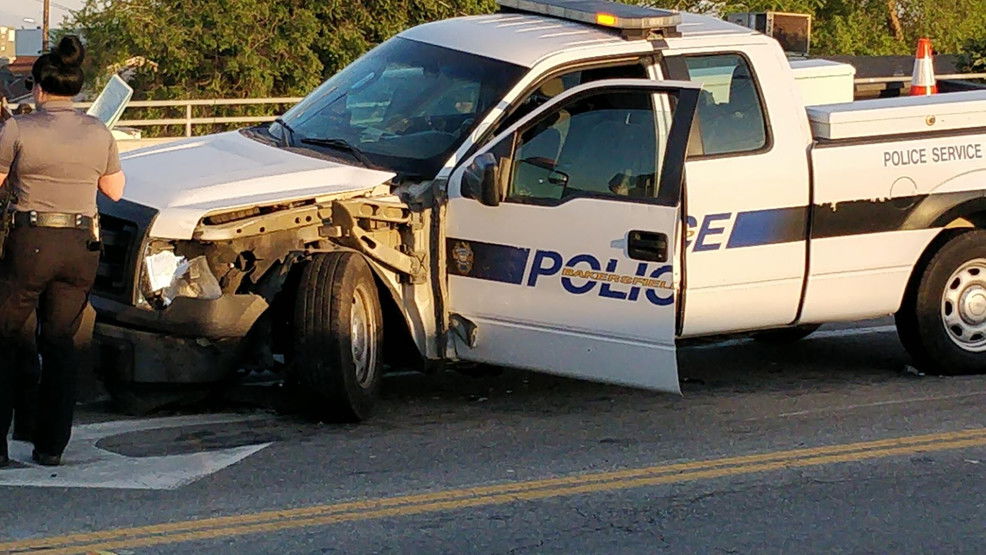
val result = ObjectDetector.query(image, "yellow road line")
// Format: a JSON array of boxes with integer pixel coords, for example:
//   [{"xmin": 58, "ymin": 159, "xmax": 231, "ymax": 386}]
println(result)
[
  {"xmin": 4, "ymin": 428, "xmax": 986, "ymax": 554},
  {"xmin": 34, "ymin": 435, "xmax": 986, "ymax": 555}
]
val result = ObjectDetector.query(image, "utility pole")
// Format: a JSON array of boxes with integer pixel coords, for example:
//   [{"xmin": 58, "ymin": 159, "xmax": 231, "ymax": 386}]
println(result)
[{"xmin": 42, "ymin": 0, "xmax": 50, "ymax": 51}]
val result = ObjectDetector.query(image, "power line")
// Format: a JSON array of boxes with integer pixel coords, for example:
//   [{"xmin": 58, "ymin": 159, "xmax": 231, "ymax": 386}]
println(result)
[{"xmin": 28, "ymin": 0, "xmax": 74, "ymax": 14}]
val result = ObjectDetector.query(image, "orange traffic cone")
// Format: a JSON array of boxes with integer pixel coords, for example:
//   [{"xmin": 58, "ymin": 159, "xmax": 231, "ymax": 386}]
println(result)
[{"xmin": 910, "ymin": 38, "xmax": 938, "ymax": 96}]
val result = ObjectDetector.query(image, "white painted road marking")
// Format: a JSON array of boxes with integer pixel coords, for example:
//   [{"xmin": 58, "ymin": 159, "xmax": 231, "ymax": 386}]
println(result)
[
  {"xmin": 768, "ymin": 391, "xmax": 986, "ymax": 418},
  {"xmin": 0, "ymin": 414, "xmax": 271, "ymax": 490},
  {"xmin": 683, "ymin": 325, "xmax": 897, "ymax": 351}
]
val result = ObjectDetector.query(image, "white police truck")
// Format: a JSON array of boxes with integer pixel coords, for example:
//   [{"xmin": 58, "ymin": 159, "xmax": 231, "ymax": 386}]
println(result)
[{"xmin": 93, "ymin": 0, "xmax": 986, "ymax": 420}]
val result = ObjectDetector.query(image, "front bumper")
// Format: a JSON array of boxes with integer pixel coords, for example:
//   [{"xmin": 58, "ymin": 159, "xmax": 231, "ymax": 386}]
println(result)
[
  {"xmin": 92, "ymin": 293, "xmax": 269, "ymax": 384},
  {"xmin": 95, "ymin": 323, "xmax": 242, "ymax": 384},
  {"xmin": 91, "ymin": 294, "xmax": 268, "ymax": 339}
]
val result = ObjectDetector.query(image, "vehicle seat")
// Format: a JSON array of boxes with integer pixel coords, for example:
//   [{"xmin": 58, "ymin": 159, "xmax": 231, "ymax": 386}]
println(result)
[
  {"xmin": 515, "ymin": 78, "xmax": 569, "ymax": 165},
  {"xmin": 705, "ymin": 64, "xmax": 766, "ymax": 153},
  {"xmin": 692, "ymin": 90, "xmax": 718, "ymax": 156},
  {"xmin": 555, "ymin": 109, "xmax": 656, "ymax": 198}
]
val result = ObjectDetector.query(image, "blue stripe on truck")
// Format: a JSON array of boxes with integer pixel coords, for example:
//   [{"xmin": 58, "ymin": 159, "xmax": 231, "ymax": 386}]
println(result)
[
  {"xmin": 449, "ymin": 191, "xmax": 973, "ymax": 281},
  {"xmin": 727, "ymin": 207, "xmax": 807, "ymax": 248},
  {"xmin": 447, "ymin": 238, "xmax": 531, "ymax": 284}
]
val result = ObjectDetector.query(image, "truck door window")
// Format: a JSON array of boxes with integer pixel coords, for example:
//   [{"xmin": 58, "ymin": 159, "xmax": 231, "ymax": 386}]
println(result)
[
  {"xmin": 499, "ymin": 63, "xmax": 648, "ymax": 132},
  {"xmin": 683, "ymin": 54, "xmax": 768, "ymax": 155},
  {"xmin": 507, "ymin": 90, "xmax": 670, "ymax": 204}
]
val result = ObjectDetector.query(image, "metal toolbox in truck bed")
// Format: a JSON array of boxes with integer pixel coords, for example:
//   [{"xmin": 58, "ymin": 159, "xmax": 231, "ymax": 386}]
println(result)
[
  {"xmin": 790, "ymin": 59, "xmax": 855, "ymax": 106},
  {"xmin": 807, "ymin": 90, "xmax": 986, "ymax": 140}
]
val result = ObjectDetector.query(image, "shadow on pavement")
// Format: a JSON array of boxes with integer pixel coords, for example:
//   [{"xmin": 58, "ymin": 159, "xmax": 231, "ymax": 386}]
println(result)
[{"xmin": 76, "ymin": 326, "xmax": 929, "ymax": 434}]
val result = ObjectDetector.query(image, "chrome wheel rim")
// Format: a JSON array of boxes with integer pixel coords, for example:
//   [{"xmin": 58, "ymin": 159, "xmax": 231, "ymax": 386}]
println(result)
[
  {"xmin": 350, "ymin": 287, "xmax": 376, "ymax": 388},
  {"xmin": 941, "ymin": 258, "xmax": 986, "ymax": 352}
]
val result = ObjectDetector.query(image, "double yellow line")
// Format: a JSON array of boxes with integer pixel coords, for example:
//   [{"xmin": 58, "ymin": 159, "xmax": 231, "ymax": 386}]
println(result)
[{"xmin": 4, "ymin": 428, "xmax": 986, "ymax": 554}]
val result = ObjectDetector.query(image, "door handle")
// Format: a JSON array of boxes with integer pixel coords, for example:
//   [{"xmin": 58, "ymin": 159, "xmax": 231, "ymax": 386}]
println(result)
[{"xmin": 627, "ymin": 230, "xmax": 668, "ymax": 262}]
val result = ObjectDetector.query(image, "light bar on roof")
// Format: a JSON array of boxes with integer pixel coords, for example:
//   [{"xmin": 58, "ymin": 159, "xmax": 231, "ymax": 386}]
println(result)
[{"xmin": 497, "ymin": 0, "xmax": 682, "ymax": 39}]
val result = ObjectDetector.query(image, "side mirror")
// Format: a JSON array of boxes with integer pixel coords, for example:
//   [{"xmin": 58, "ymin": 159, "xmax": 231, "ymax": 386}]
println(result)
[{"xmin": 461, "ymin": 152, "xmax": 504, "ymax": 207}]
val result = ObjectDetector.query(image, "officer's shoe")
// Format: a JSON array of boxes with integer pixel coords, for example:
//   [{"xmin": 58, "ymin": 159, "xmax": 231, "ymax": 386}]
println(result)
[
  {"xmin": 0, "ymin": 454, "xmax": 9, "ymax": 468},
  {"xmin": 31, "ymin": 450, "xmax": 61, "ymax": 467}
]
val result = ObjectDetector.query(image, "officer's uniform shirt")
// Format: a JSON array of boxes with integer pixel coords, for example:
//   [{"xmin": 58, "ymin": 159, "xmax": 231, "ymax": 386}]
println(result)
[{"xmin": 0, "ymin": 99, "xmax": 119, "ymax": 216}]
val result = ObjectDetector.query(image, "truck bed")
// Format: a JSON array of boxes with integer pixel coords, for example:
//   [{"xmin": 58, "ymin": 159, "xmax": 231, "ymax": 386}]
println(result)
[{"xmin": 799, "ymin": 91, "xmax": 986, "ymax": 323}]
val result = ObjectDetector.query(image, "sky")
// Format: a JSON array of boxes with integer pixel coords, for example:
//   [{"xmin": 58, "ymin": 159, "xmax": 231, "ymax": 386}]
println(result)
[{"xmin": 0, "ymin": 0, "xmax": 86, "ymax": 29}]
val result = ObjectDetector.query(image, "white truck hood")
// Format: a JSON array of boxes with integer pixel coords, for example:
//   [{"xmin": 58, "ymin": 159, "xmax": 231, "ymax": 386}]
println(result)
[{"xmin": 119, "ymin": 131, "xmax": 396, "ymax": 239}]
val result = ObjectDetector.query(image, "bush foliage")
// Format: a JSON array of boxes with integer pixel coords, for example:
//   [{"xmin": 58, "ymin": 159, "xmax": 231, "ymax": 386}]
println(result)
[
  {"xmin": 70, "ymin": 0, "xmax": 499, "ymax": 99},
  {"xmin": 958, "ymin": 37, "xmax": 986, "ymax": 73}
]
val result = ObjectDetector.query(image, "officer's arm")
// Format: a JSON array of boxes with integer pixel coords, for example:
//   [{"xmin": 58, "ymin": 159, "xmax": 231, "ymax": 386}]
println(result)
[
  {"xmin": 98, "ymin": 131, "xmax": 125, "ymax": 201},
  {"xmin": 98, "ymin": 171, "xmax": 126, "ymax": 201}
]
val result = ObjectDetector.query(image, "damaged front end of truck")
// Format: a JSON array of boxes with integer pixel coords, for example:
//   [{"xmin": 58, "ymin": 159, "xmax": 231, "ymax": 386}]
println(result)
[{"xmin": 92, "ymin": 131, "xmax": 443, "ymax": 418}]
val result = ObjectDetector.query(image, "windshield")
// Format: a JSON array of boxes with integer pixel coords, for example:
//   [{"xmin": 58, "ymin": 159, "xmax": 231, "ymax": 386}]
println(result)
[{"xmin": 273, "ymin": 37, "xmax": 526, "ymax": 179}]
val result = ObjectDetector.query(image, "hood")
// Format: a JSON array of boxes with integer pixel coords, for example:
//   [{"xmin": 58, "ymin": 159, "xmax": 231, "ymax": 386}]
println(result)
[{"xmin": 119, "ymin": 131, "xmax": 396, "ymax": 239}]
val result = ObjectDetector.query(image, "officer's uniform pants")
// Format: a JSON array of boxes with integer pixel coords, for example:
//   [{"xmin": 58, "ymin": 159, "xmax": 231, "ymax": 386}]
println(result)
[
  {"xmin": 0, "ymin": 226, "xmax": 98, "ymax": 458},
  {"xmin": 12, "ymin": 312, "xmax": 40, "ymax": 439}
]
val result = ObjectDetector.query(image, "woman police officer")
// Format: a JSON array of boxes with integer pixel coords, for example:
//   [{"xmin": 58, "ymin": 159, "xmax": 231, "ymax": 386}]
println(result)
[{"xmin": 0, "ymin": 36, "xmax": 125, "ymax": 467}]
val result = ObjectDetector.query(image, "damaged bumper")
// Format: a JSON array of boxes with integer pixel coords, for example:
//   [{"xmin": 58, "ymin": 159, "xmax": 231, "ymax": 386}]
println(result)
[{"xmin": 92, "ymin": 294, "xmax": 268, "ymax": 384}]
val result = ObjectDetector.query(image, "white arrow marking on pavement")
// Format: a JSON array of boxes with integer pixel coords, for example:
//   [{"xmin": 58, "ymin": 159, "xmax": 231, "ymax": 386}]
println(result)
[{"xmin": 1, "ymin": 414, "xmax": 271, "ymax": 490}]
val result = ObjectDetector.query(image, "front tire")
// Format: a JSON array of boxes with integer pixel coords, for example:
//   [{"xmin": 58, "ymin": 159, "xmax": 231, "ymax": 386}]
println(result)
[
  {"xmin": 896, "ymin": 229, "xmax": 986, "ymax": 375},
  {"xmin": 292, "ymin": 252, "xmax": 383, "ymax": 422}
]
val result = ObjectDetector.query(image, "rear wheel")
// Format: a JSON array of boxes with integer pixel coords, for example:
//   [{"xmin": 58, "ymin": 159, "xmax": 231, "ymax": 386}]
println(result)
[
  {"xmin": 292, "ymin": 252, "xmax": 383, "ymax": 422},
  {"xmin": 896, "ymin": 229, "xmax": 986, "ymax": 375}
]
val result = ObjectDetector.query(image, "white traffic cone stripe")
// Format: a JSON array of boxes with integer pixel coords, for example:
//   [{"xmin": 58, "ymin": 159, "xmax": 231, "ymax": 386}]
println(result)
[
  {"xmin": 910, "ymin": 38, "xmax": 938, "ymax": 95},
  {"xmin": 912, "ymin": 57, "xmax": 935, "ymax": 87}
]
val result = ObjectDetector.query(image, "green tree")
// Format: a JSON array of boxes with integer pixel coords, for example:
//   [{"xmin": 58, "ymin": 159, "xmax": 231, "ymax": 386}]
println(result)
[
  {"xmin": 69, "ymin": 0, "xmax": 986, "ymax": 106},
  {"xmin": 69, "ymin": 0, "xmax": 499, "ymax": 98},
  {"xmin": 68, "ymin": 0, "xmax": 498, "ymax": 134},
  {"xmin": 958, "ymin": 36, "xmax": 986, "ymax": 72},
  {"xmin": 71, "ymin": 0, "xmax": 325, "ymax": 99},
  {"xmin": 638, "ymin": 0, "xmax": 986, "ymax": 55},
  {"xmin": 309, "ymin": 1, "xmax": 498, "ymax": 75}
]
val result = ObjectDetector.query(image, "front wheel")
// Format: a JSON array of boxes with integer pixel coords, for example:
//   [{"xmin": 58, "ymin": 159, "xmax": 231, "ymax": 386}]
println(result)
[
  {"xmin": 292, "ymin": 252, "xmax": 383, "ymax": 422},
  {"xmin": 896, "ymin": 229, "xmax": 986, "ymax": 375}
]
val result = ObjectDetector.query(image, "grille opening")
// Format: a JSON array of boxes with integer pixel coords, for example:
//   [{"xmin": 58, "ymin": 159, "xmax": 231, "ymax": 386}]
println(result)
[{"xmin": 95, "ymin": 214, "xmax": 140, "ymax": 301}]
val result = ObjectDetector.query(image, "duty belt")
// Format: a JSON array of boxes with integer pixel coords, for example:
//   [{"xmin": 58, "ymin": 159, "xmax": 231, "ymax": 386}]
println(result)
[{"xmin": 12, "ymin": 211, "xmax": 96, "ymax": 230}]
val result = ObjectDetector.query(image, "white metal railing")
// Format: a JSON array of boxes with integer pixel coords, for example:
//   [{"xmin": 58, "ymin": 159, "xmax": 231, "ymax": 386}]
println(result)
[
  {"xmin": 69, "ymin": 97, "xmax": 305, "ymax": 137},
  {"xmin": 9, "ymin": 97, "xmax": 303, "ymax": 136}
]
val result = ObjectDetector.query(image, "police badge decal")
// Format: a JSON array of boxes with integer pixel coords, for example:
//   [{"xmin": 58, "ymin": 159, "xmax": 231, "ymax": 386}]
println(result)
[{"xmin": 452, "ymin": 241, "xmax": 475, "ymax": 275}]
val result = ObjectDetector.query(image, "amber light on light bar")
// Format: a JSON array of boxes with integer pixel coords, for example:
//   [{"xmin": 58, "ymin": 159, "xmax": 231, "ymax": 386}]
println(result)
[{"xmin": 596, "ymin": 13, "xmax": 617, "ymax": 26}]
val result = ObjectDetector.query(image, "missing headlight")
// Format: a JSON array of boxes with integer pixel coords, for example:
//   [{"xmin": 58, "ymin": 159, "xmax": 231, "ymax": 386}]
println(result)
[{"xmin": 140, "ymin": 242, "xmax": 222, "ymax": 309}]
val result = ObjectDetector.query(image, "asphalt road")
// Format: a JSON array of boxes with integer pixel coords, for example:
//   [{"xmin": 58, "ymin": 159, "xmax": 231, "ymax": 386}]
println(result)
[{"xmin": 2, "ymin": 319, "xmax": 985, "ymax": 553}]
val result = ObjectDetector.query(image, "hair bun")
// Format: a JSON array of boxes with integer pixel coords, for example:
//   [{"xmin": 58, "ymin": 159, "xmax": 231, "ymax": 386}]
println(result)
[{"xmin": 54, "ymin": 35, "xmax": 84, "ymax": 67}]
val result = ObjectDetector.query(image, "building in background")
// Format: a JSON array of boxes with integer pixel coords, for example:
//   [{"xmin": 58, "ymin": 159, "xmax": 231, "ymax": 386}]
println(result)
[
  {"xmin": 0, "ymin": 26, "xmax": 14, "ymax": 62},
  {"xmin": 0, "ymin": 27, "xmax": 36, "ymax": 102},
  {"xmin": 15, "ymin": 28, "xmax": 42, "ymax": 57}
]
